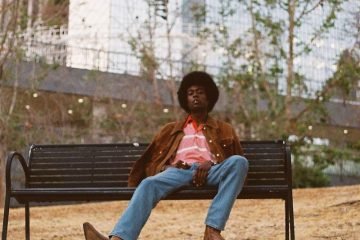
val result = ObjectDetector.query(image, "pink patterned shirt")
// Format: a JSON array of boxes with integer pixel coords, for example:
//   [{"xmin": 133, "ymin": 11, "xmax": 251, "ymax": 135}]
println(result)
[{"xmin": 171, "ymin": 116, "xmax": 214, "ymax": 165}]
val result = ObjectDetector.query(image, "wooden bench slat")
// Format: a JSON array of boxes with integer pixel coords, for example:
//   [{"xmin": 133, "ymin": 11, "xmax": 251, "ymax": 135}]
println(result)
[
  {"xmin": 30, "ymin": 162, "xmax": 134, "ymax": 169},
  {"xmin": 30, "ymin": 162, "xmax": 286, "ymax": 170},
  {"xmin": 248, "ymin": 160, "xmax": 284, "ymax": 165},
  {"xmin": 29, "ymin": 174, "xmax": 128, "ymax": 182},
  {"xmin": 23, "ymin": 180, "xmax": 287, "ymax": 188},
  {"xmin": 11, "ymin": 185, "xmax": 290, "ymax": 204},
  {"xmin": 28, "ymin": 182, "xmax": 127, "ymax": 188},
  {"xmin": 28, "ymin": 172, "xmax": 286, "ymax": 183},
  {"xmin": 32, "ymin": 145, "xmax": 283, "ymax": 154},
  {"xmin": 31, "ymin": 152, "xmax": 144, "ymax": 158},
  {"xmin": 247, "ymin": 172, "xmax": 285, "ymax": 178},
  {"xmin": 246, "ymin": 179, "xmax": 288, "ymax": 185},
  {"xmin": 30, "ymin": 157, "xmax": 139, "ymax": 164},
  {"xmin": 241, "ymin": 143, "xmax": 285, "ymax": 148},
  {"xmin": 243, "ymin": 148, "xmax": 284, "ymax": 153},
  {"xmin": 249, "ymin": 166, "xmax": 285, "ymax": 172},
  {"xmin": 27, "ymin": 180, "xmax": 288, "ymax": 189},
  {"xmin": 30, "ymin": 155, "xmax": 285, "ymax": 163},
  {"xmin": 244, "ymin": 154, "xmax": 283, "ymax": 160},
  {"xmin": 29, "ymin": 165, "xmax": 285, "ymax": 173},
  {"xmin": 30, "ymin": 168, "xmax": 132, "ymax": 175},
  {"xmin": 31, "ymin": 147, "xmax": 145, "ymax": 153},
  {"xmin": 32, "ymin": 144, "xmax": 147, "ymax": 150}
]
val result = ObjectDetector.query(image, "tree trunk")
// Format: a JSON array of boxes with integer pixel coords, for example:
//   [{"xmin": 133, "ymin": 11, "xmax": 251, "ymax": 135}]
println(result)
[
  {"xmin": 285, "ymin": 0, "xmax": 296, "ymax": 131},
  {"xmin": 165, "ymin": 6, "xmax": 180, "ymax": 119},
  {"xmin": 1, "ymin": 0, "xmax": 5, "ymax": 31},
  {"xmin": 0, "ymin": 144, "xmax": 6, "ymax": 207},
  {"xmin": 27, "ymin": 0, "xmax": 34, "ymax": 29}
]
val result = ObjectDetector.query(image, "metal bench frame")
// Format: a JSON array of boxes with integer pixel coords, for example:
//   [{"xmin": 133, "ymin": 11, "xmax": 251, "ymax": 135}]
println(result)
[{"xmin": 2, "ymin": 140, "xmax": 295, "ymax": 240}]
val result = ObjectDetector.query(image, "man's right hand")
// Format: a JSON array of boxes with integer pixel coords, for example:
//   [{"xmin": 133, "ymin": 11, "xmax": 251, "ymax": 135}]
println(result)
[{"xmin": 192, "ymin": 161, "xmax": 213, "ymax": 187}]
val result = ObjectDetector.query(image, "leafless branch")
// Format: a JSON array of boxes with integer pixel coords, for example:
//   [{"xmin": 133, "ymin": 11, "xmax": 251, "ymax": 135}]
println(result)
[{"xmin": 296, "ymin": 0, "xmax": 324, "ymax": 22}]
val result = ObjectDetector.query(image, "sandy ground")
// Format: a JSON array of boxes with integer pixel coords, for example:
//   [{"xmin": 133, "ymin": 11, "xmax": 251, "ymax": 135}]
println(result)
[{"xmin": 1, "ymin": 185, "xmax": 359, "ymax": 240}]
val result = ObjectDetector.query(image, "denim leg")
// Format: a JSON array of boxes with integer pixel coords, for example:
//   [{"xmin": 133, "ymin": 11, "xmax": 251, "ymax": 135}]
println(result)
[
  {"xmin": 110, "ymin": 167, "xmax": 194, "ymax": 240},
  {"xmin": 205, "ymin": 155, "xmax": 249, "ymax": 230}
]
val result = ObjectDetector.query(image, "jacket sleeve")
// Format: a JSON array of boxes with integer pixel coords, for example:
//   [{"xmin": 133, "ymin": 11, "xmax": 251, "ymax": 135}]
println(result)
[
  {"xmin": 127, "ymin": 123, "xmax": 172, "ymax": 187},
  {"xmin": 232, "ymin": 127, "xmax": 244, "ymax": 156},
  {"xmin": 127, "ymin": 140, "xmax": 155, "ymax": 187}
]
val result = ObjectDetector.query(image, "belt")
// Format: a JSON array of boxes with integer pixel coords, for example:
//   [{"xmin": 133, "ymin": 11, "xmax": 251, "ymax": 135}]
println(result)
[
  {"xmin": 174, "ymin": 160, "xmax": 191, "ymax": 170},
  {"xmin": 161, "ymin": 160, "xmax": 191, "ymax": 171}
]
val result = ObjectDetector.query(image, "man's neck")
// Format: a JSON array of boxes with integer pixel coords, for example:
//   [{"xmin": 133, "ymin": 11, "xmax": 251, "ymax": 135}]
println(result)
[{"xmin": 190, "ymin": 112, "xmax": 208, "ymax": 125}]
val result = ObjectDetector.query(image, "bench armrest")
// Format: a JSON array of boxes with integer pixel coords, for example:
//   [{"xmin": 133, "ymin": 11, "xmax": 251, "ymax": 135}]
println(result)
[{"xmin": 6, "ymin": 151, "xmax": 29, "ymax": 191}]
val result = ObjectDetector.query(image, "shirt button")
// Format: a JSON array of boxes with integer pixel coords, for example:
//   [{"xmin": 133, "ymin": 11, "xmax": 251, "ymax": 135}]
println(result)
[
  {"xmin": 203, "ymin": 127, "xmax": 206, "ymax": 130},
  {"xmin": 209, "ymin": 139, "xmax": 213, "ymax": 143},
  {"xmin": 216, "ymin": 153, "xmax": 220, "ymax": 157},
  {"xmin": 223, "ymin": 144, "xmax": 226, "ymax": 147},
  {"xmin": 159, "ymin": 151, "xmax": 162, "ymax": 154}
]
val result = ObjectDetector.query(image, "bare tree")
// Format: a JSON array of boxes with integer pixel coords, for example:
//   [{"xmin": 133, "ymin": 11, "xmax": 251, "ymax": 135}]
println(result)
[
  {"xmin": 0, "ymin": 0, "xmax": 21, "ymax": 207},
  {"xmin": 0, "ymin": 0, "xmax": 70, "ymax": 207}
]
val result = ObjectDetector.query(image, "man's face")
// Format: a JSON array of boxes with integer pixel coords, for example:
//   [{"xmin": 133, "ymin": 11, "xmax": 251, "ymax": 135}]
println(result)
[{"xmin": 186, "ymin": 85, "xmax": 209, "ymax": 113}]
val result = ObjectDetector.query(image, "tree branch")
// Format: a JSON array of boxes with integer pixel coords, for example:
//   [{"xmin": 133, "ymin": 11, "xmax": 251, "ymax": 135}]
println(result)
[{"xmin": 296, "ymin": 0, "xmax": 324, "ymax": 23}]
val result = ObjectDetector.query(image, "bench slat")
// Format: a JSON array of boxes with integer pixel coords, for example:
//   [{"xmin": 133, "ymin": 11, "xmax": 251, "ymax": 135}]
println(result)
[
  {"xmin": 247, "ymin": 172, "xmax": 285, "ymax": 178},
  {"xmin": 247, "ymin": 179, "xmax": 288, "ymax": 185},
  {"xmin": 243, "ymin": 148, "xmax": 284, "ymax": 153},
  {"xmin": 29, "ymin": 172, "xmax": 285, "ymax": 183},
  {"xmin": 249, "ymin": 160, "xmax": 284, "ymax": 165},
  {"xmin": 244, "ymin": 154, "xmax": 284, "ymax": 160},
  {"xmin": 30, "ymin": 162, "xmax": 134, "ymax": 169},
  {"xmin": 249, "ymin": 166, "xmax": 284, "ymax": 172},
  {"xmin": 30, "ymin": 157, "xmax": 138, "ymax": 164},
  {"xmin": 30, "ymin": 168, "xmax": 132, "ymax": 175},
  {"xmin": 30, "ymin": 157, "xmax": 285, "ymax": 166},
  {"xmin": 11, "ymin": 185, "xmax": 290, "ymax": 203},
  {"xmin": 29, "ymin": 164, "xmax": 286, "ymax": 173},
  {"xmin": 29, "ymin": 163, "xmax": 285, "ymax": 169},
  {"xmin": 28, "ymin": 182, "xmax": 127, "ymax": 188},
  {"xmin": 30, "ymin": 161, "xmax": 285, "ymax": 169},
  {"xmin": 27, "ymin": 180, "xmax": 289, "ymax": 188},
  {"xmin": 32, "ymin": 144, "xmax": 147, "ymax": 150},
  {"xmin": 241, "ymin": 143, "xmax": 285, "ymax": 148}
]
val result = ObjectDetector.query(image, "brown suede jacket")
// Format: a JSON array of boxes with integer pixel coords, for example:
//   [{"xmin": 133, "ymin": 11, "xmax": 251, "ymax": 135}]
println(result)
[{"xmin": 128, "ymin": 115, "xmax": 244, "ymax": 187}]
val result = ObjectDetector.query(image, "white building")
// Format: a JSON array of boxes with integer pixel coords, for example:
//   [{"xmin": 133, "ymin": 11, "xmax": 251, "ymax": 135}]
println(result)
[
  {"xmin": 67, "ymin": 0, "xmax": 187, "ymax": 76},
  {"xmin": 24, "ymin": 0, "xmax": 359, "ymax": 98}
]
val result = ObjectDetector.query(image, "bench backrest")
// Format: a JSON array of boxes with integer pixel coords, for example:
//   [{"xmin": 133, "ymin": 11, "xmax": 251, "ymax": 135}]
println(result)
[{"xmin": 27, "ymin": 140, "xmax": 291, "ymax": 188}]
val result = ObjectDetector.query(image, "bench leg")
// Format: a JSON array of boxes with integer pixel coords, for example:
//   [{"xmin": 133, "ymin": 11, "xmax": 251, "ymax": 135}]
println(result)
[
  {"xmin": 289, "ymin": 194, "xmax": 295, "ymax": 240},
  {"xmin": 285, "ymin": 199, "xmax": 290, "ymax": 240},
  {"xmin": 1, "ymin": 193, "xmax": 11, "ymax": 240},
  {"xmin": 25, "ymin": 202, "xmax": 30, "ymax": 240},
  {"xmin": 286, "ymin": 193, "xmax": 295, "ymax": 240}
]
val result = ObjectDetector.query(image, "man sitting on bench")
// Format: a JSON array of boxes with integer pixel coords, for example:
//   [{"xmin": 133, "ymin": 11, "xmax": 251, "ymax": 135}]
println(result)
[{"xmin": 83, "ymin": 71, "xmax": 249, "ymax": 240}]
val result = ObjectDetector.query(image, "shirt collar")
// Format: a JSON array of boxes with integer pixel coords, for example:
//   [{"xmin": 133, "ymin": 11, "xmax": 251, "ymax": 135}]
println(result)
[
  {"xmin": 171, "ymin": 114, "xmax": 219, "ymax": 135},
  {"xmin": 184, "ymin": 115, "xmax": 199, "ymax": 130}
]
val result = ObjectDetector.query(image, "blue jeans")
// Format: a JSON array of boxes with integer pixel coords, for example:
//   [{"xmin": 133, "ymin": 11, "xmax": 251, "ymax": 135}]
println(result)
[{"xmin": 110, "ymin": 155, "xmax": 248, "ymax": 240}]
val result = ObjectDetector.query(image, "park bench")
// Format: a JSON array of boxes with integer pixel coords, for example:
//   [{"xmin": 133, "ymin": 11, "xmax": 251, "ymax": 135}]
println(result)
[{"xmin": 2, "ymin": 140, "xmax": 295, "ymax": 240}]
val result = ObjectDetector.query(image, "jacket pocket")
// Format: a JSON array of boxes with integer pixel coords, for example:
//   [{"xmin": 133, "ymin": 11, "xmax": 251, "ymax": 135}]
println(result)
[{"xmin": 219, "ymin": 138, "xmax": 235, "ymax": 157}]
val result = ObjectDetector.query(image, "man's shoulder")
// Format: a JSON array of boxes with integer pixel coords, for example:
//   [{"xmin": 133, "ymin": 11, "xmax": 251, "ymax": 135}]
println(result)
[
  {"xmin": 217, "ymin": 119, "xmax": 233, "ymax": 126},
  {"xmin": 157, "ymin": 120, "xmax": 182, "ymax": 134},
  {"xmin": 209, "ymin": 116, "xmax": 235, "ymax": 130},
  {"xmin": 218, "ymin": 120, "xmax": 235, "ymax": 132},
  {"xmin": 161, "ymin": 121, "xmax": 178, "ymax": 129}
]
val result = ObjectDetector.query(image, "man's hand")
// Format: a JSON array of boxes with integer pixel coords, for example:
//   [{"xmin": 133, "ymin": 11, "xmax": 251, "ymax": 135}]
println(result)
[{"xmin": 192, "ymin": 161, "xmax": 213, "ymax": 187}]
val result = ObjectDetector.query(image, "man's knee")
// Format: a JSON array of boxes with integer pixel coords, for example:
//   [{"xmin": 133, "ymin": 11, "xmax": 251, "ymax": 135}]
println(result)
[
  {"xmin": 228, "ymin": 155, "xmax": 249, "ymax": 172},
  {"xmin": 137, "ymin": 176, "xmax": 163, "ymax": 199},
  {"xmin": 138, "ymin": 176, "xmax": 156, "ymax": 191}
]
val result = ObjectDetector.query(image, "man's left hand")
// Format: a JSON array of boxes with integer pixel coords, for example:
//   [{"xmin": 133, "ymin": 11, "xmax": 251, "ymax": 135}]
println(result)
[{"xmin": 192, "ymin": 161, "xmax": 213, "ymax": 187}]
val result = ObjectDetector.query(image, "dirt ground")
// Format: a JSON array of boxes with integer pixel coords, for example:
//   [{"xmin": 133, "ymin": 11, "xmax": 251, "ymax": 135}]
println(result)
[{"xmin": 1, "ymin": 185, "xmax": 359, "ymax": 240}]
